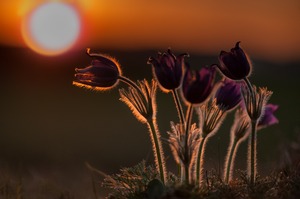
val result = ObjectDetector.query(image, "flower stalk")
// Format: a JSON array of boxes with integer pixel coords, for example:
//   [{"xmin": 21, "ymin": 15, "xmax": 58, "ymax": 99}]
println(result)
[
  {"xmin": 184, "ymin": 104, "xmax": 193, "ymax": 183},
  {"xmin": 195, "ymin": 136, "xmax": 206, "ymax": 185},
  {"xmin": 224, "ymin": 138, "xmax": 238, "ymax": 184},
  {"xmin": 119, "ymin": 79, "xmax": 166, "ymax": 184},
  {"xmin": 249, "ymin": 120, "xmax": 257, "ymax": 185},
  {"xmin": 172, "ymin": 89, "xmax": 186, "ymax": 181},
  {"xmin": 147, "ymin": 118, "xmax": 166, "ymax": 184}
]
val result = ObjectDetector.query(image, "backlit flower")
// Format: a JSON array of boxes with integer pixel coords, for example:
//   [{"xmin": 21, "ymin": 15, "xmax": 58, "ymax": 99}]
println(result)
[
  {"xmin": 73, "ymin": 48, "xmax": 121, "ymax": 91},
  {"xmin": 119, "ymin": 79, "xmax": 157, "ymax": 123},
  {"xmin": 258, "ymin": 104, "xmax": 279, "ymax": 129},
  {"xmin": 168, "ymin": 122, "xmax": 200, "ymax": 166},
  {"xmin": 218, "ymin": 42, "xmax": 251, "ymax": 80},
  {"xmin": 242, "ymin": 85, "xmax": 273, "ymax": 121},
  {"xmin": 182, "ymin": 66, "xmax": 216, "ymax": 104},
  {"xmin": 215, "ymin": 79, "xmax": 242, "ymax": 111},
  {"xmin": 148, "ymin": 49, "xmax": 188, "ymax": 92}
]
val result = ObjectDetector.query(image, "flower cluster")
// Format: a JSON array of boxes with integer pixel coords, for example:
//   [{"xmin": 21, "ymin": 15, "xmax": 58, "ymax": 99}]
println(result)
[{"xmin": 73, "ymin": 42, "xmax": 278, "ymax": 188}]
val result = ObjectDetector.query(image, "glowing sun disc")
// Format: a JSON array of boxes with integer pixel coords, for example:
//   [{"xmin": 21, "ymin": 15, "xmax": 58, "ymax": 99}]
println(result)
[{"xmin": 22, "ymin": 2, "xmax": 81, "ymax": 56}]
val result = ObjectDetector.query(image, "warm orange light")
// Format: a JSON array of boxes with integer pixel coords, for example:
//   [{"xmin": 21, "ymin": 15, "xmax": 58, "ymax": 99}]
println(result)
[{"xmin": 21, "ymin": 2, "xmax": 81, "ymax": 56}]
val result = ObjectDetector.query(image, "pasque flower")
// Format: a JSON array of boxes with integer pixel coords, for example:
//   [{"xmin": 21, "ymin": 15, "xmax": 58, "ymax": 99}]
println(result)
[
  {"xmin": 119, "ymin": 79, "xmax": 167, "ymax": 184},
  {"xmin": 242, "ymin": 85, "xmax": 273, "ymax": 121},
  {"xmin": 119, "ymin": 79, "xmax": 157, "ymax": 124},
  {"xmin": 218, "ymin": 42, "xmax": 251, "ymax": 80},
  {"xmin": 148, "ymin": 49, "xmax": 188, "ymax": 92},
  {"xmin": 215, "ymin": 79, "xmax": 242, "ymax": 111},
  {"xmin": 73, "ymin": 48, "xmax": 121, "ymax": 91},
  {"xmin": 182, "ymin": 66, "xmax": 216, "ymax": 105},
  {"xmin": 258, "ymin": 104, "xmax": 279, "ymax": 129}
]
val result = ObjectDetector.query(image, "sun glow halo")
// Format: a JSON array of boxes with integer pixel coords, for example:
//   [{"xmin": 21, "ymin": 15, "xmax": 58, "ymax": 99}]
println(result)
[{"xmin": 22, "ymin": 2, "xmax": 81, "ymax": 56}]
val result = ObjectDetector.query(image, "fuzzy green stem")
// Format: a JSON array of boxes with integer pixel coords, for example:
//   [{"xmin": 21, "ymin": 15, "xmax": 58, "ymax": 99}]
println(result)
[
  {"xmin": 249, "ymin": 120, "xmax": 257, "ymax": 186},
  {"xmin": 172, "ymin": 89, "xmax": 186, "ymax": 125},
  {"xmin": 196, "ymin": 136, "xmax": 206, "ymax": 186},
  {"xmin": 224, "ymin": 139, "xmax": 238, "ymax": 184},
  {"xmin": 148, "ymin": 119, "xmax": 166, "ymax": 184},
  {"xmin": 183, "ymin": 104, "xmax": 193, "ymax": 183}
]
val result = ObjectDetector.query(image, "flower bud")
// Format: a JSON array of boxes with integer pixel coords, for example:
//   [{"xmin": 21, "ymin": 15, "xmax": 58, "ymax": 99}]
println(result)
[
  {"xmin": 218, "ymin": 42, "xmax": 251, "ymax": 80},
  {"xmin": 182, "ymin": 65, "xmax": 216, "ymax": 105},
  {"xmin": 215, "ymin": 79, "xmax": 242, "ymax": 111},
  {"xmin": 258, "ymin": 104, "xmax": 279, "ymax": 129},
  {"xmin": 148, "ymin": 49, "xmax": 188, "ymax": 92},
  {"xmin": 73, "ymin": 49, "xmax": 121, "ymax": 91}
]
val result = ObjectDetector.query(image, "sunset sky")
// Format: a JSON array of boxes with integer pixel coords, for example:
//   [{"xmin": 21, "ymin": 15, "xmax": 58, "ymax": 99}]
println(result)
[
  {"xmin": 0, "ymin": 0, "xmax": 299, "ymax": 61},
  {"xmin": 1, "ymin": 2, "xmax": 300, "ymax": 193}
]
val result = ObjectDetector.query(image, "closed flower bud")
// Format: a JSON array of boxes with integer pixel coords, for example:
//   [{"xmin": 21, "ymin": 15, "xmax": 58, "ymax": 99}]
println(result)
[
  {"xmin": 182, "ymin": 66, "xmax": 216, "ymax": 105},
  {"xmin": 148, "ymin": 49, "xmax": 188, "ymax": 92},
  {"xmin": 73, "ymin": 48, "xmax": 121, "ymax": 91},
  {"xmin": 218, "ymin": 42, "xmax": 251, "ymax": 80},
  {"xmin": 215, "ymin": 78, "xmax": 242, "ymax": 111},
  {"xmin": 258, "ymin": 104, "xmax": 279, "ymax": 129}
]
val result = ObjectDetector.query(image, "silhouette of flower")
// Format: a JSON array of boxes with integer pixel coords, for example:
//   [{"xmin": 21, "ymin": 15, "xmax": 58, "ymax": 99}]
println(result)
[
  {"xmin": 119, "ymin": 79, "xmax": 157, "ymax": 123},
  {"xmin": 218, "ymin": 42, "xmax": 251, "ymax": 80},
  {"xmin": 148, "ymin": 49, "xmax": 188, "ymax": 92},
  {"xmin": 215, "ymin": 79, "xmax": 242, "ymax": 111},
  {"xmin": 258, "ymin": 104, "xmax": 279, "ymax": 129},
  {"xmin": 73, "ymin": 48, "xmax": 121, "ymax": 91},
  {"xmin": 182, "ymin": 66, "xmax": 216, "ymax": 104}
]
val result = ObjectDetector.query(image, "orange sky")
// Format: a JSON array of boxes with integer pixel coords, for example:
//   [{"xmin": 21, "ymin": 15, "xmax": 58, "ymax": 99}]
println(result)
[{"xmin": 0, "ymin": 0, "xmax": 300, "ymax": 62}]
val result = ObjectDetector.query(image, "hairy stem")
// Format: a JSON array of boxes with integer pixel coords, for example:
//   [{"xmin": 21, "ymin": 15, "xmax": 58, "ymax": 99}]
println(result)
[
  {"xmin": 249, "ymin": 120, "xmax": 257, "ymax": 186},
  {"xmin": 196, "ymin": 136, "xmax": 206, "ymax": 186},
  {"xmin": 118, "ymin": 76, "xmax": 148, "ymax": 105},
  {"xmin": 183, "ymin": 104, "xmax": 193, "ymax": 183},
  {"xmin": 171, "ymin": 89, "xmax": 186, "ymax": 181},
  {"xmin": 148, "ymin": 119, "xmax": 166, "ymax": 184},
  {"xmin": 224, "ymin": 139, "xmax": 238, "ymax": 184},
  {"xmin": 243, "ymin": 77, "xmax": 254, "ymax": 97},
  {"xmin": 172, "ymin": 89, "xmax": 186, "ymax": 125}
]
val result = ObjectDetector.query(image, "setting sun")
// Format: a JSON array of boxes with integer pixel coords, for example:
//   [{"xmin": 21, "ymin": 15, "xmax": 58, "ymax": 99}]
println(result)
[{"xmin": 21, "ymin": 2, "xmax": 81, "ymax": 56}]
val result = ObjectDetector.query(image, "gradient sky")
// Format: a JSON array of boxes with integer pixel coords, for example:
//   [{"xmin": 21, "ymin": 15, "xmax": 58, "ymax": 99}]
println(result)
[{"xmin": 0, "ymin": 0, "xmax": 300, "ymax": 62}]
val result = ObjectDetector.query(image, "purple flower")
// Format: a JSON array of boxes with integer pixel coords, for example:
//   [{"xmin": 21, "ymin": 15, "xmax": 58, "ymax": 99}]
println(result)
[
  {"xmin": 182, "ymin": 66, "xmax": 216, "ymax": 104},
  {"xmin": 148, "ymin": 49, "xmax": 188, "ymax": 92},
  {"xmin": 215, "ymin": 79, "xmax": 242, "ymax": 111},
  {"xmin": 258, "ymin": 104, "xmax": 279, "ymax": 129},
  {"xmin": 218, "ymin": 42, "xmax": 251, "ymax": 80},
  {"xmin": 73, "ymin": 49, "xmax": 121, "ymax": 91}
]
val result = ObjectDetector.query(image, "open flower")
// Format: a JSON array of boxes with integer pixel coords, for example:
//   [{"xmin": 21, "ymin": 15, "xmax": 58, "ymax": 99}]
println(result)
[
  {"xmin": 148, "ymin": 49, "xmax": 188, "ymax": 92},
  {"xmin": 182, "ymin": 66, "xmax": 216, "ymax": 105},
  {"xmin": 258, "ymin": 104, "xmax": 279, "ymax": 129},
  {"xmin": 215, "ymin": 79, "xmax": 242, "ymax": 111},
  {"xmin": 218, "ymin": 42, "xmax": 251, "ymax": 80},
  {"xmin": 73, "ymin": 48, "xmax": 121, "ymax": 91}
]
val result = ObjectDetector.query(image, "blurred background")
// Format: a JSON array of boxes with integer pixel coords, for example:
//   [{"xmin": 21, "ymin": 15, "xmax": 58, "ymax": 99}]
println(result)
[{"xmin": 0, "ymin": 0, "xmax": 300, "ymax": 197}]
